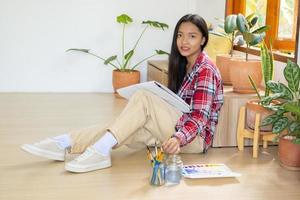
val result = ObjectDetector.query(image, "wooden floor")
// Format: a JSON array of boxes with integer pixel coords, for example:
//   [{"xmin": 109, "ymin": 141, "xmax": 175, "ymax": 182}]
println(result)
[{"xmin": 0, "ymin": 93, "xmax": 299, "ymax": 200}]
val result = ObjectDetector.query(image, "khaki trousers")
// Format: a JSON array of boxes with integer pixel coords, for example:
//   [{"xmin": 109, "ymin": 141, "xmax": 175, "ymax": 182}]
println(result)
[{"xmin": 69, "ymin": 90, "xmax": 204, "ymax": 154}]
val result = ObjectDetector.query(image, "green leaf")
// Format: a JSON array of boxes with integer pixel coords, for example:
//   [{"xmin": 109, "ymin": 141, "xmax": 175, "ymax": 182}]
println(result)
[
  {"xmin": 283, "ymin": 102, "xmax": 300, "ymax": 116},
  {"xmin": 104, "ymin": 55, "xmax": 117, "ymax": 65},
  {"xmin": 249, "ymin": 33, "xmax": 265, "ymax": 46},
  {"xmin": 260, "ymin": 93, "xmax": 284, "ymax": 105},
  {"xmin": 236, "ymin": 14, "xmax": 249, "ymax": 33},
  {"xmin": 293, "ymin": 138, "xmax": 300, "ymax": 144},
  {"xmin": 246, "ymin": 12, "xmax": 256, "ymax": 21},
  {"xmin": 284, "ymin": 60, "xmax": 300, "ymax": 93},
  {"xmin": 123, "ymin": 50, "xmax": 134, "ymax": 69},
  {"xmin": 224, "ymin": 14, "xmax": 237, "ymax": 34},
  {"xmin": 249, "ymin": 16, "xmax": 258, "ymax": 27},
  {"xmin": 155, "ymin": 49, "xmax": 169, "ymax": 55},
  {"xmin": 266, "ymin": 81, "xmax": 294, "ymax": 100},
  {"xmin": 248, "ymin": 75, "xmax": 261, "ymax": 100},
  {"xmin": 260, "ymin": 41, "xmax": 274, "ymax": 97},
  {"xmin": 252, "ymin": 26, "xmax": 270, "ymax": 34},
  {"xmin": 66, "ymin": 48, "xmax": 90, "ymax": 53},
  {"xmin": 116, "ymin": 14, "xmax": 133, "ymax": 24},
  {"xmin": 272, "ymin": 117, "xmax": 289, "ymax": 133},
  {"xmin": 124, "ymin": 50, "xmax": 134, "ymax": 60},
  {"xmin": 263, "ymin": 104, "xmax": 282, "ymax": 111},
  {"xmin": 263, "ymin": 104, "xmax": 286, "ymax": 115},
  {"xmin": 289, "ymin": 121, "xmax": 300, "ymax": 132},
  {"xmin": 142, "ymin": 21, "xmax": 169, "ymax": 30},
  {"xmin": 245, "ymin": 13, "xmax": 256, "ymax": 22},
  {"xmin": 260, "ymin": 114, "xmax": 280, "ymax": 127},
  {"xmin": 266, "ymin": 81, "xmax": 283, "ymax": 93}
]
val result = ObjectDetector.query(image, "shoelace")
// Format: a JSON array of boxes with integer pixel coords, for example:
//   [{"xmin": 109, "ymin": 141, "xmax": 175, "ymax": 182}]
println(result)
[{"xmin": 74, "ymin": 148, "xmax": 95, "ymax": 162}]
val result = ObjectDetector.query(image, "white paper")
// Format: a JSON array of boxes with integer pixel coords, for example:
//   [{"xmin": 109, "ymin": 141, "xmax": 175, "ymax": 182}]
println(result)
[
  {"xmin": 117, "ymin": 81, "xmax": 190, "ymax": 113},
  {"xmin": 182, "ymin": 163, "xmax": 241, "ymax": 179}
]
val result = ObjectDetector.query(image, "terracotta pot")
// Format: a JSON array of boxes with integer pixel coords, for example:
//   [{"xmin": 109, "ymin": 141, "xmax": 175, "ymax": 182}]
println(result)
[
  {"xmin": 112, "ymin": 70, "xmax": 140, "ymax": 95},
  {"xmin": 216, "ymin": 54, "xmax": 233, "ymax": 85},
  {"xmin": 279, "ymin": 137, "xmax": 300, "ymax": 170},
  {"xmin": 229, "ymin": 58, "xmax": 262, "ymax": 94},
  {"xmin": 246, "ymin": 99, "xmax": 279, "ymax": 132}
]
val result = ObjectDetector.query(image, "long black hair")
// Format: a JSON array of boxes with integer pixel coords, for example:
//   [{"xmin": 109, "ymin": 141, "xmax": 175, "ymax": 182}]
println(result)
[{"xmin": 168, "ymin": 14, "xmax": 209, "ymax": 93}]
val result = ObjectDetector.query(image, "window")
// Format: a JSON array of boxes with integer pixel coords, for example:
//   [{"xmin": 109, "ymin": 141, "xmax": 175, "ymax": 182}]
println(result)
[{"xmin": 226, "ymin": 0, "xmax": 299, "ymax": 60}]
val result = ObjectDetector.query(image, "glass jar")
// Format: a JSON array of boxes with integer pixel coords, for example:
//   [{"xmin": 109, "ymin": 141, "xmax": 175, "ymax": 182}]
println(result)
[
  {"xmin": 164, "ymin": 154, "xmax": 183, "ymax": 185},
  {"xmin": 150, "ymin": 161, "xmax": 165, "ymax": 186}
]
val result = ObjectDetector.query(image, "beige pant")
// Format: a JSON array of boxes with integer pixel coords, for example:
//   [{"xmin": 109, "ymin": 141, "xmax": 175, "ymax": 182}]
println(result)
[{"xmin": 69, "ymin": 90, "xmax": 204, "ymax": 154}]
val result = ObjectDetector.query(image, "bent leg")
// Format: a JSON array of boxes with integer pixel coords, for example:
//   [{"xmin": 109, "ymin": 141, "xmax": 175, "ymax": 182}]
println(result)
[{"xmin": 108, "ymin": 89, "xmax": 182, "ymax": 148}]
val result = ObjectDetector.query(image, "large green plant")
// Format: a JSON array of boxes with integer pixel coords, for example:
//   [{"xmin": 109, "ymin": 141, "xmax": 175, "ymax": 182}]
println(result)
[
  {"xmin": 67, "ymin": 14, "xmax": 169, "ymax": 71},
  {"xmin": 260, "ymin": 60, "xmax": 300, "ymax": 144},
  {"xmin": 248, "ymin": 41, "xmax": 274, "ymax": 103},
  {"xmin": 236, "ymin": 13, "xmax": 269, "ymax": 61}
]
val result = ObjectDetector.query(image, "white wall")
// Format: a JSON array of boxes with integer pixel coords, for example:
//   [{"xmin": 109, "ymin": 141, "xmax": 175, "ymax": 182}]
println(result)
[
  {"xmin": 195, "ymin": 0, "xmax": 226, "ymax": 29},
  {"xmin": 1, "ymin": 0, "xmax": 297, "ymax": 92},
  {"xmin": 0, "ymin": 0, "xmax": 198, "ymax": 92}
]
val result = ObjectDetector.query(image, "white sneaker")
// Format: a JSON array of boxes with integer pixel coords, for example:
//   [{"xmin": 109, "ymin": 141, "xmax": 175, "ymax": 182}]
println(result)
[
  {"xmin": 65, "ymin": 147, "xmax": 111, "ymax": 173},
  {"xmin": 21, "ymin": 138, "xmax": 65, "ymax": 161}
]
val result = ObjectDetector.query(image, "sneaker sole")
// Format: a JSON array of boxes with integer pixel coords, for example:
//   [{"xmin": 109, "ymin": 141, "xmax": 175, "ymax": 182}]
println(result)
[
  {"xmin": 65, "ymin": 160, "xmax": 111, "ymax": 173},
  {"xmin": 21, "ymin": 144, "xmax": 65, "ymax": 161}
]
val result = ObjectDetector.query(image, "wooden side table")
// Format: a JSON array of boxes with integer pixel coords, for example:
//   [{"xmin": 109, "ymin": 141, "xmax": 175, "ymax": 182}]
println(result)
[
  {"xmin": 236, "ymin": 106, "xmax": 276, "ymax": 158},
  {"xmin": 213, "ymin": 87, "xmax": 258, "ymax": 147}
]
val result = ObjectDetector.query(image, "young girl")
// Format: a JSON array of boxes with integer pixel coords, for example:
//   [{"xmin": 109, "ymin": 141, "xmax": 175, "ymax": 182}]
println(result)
[{"xmin": 21, "ymin": 14, "xmax": 224, "ymax": 173}]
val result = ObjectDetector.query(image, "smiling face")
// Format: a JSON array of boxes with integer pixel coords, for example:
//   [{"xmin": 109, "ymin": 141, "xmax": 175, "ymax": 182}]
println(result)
[{"xmin": 176, "ymin": 22, "xmax": 205, "ymax": 64}]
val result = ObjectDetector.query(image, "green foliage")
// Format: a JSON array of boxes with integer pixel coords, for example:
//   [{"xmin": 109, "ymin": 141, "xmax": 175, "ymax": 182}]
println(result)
[
  {"xmin": 224, "ymin": 14, "xmax": 237, "ymax": 34},
  {"xmin": 248, "ymin": 75, "xmax": 261, "ymax": 100},
  {"xmin": 261, "ymin": 60, "xmax": 300, "ymax": 144},
  {"xmin": 260, "ymin": 41, "xmax": 274, "ymax": 97},
  {"xmin": 248, "ymin": 41, "xmax": 274, "ymax": 103},
  {"xmin": 236, "ymin": 13, "xmax": 269, "ymax": 61},
  {"xmin": 67, "ymin": 14, "xmax": 169, "ymax": 71}
]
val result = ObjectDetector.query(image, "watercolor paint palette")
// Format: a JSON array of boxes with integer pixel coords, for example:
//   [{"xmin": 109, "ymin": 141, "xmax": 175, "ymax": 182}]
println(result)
[{"xmin": 182, "ymin": 163, "xmax": 241, "ymax": 179}]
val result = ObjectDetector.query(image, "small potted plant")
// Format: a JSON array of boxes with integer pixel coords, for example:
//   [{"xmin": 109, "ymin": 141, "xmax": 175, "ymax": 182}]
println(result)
[
  {"xmin": 229, "ymin": 13, "xmax": 269, "ymax": 93},
  {"xmin": 67, "ymin": 14, "xmax": 168, "ymax": 94},
  {"xmin": 260, "ymin": 60, "xmax": 300, "ymax": 170}
]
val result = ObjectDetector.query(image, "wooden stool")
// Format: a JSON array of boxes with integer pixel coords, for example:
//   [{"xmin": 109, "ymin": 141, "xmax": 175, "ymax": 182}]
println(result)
[{"xmin": 237, "ymin": 106, "xmax": 276, "ymax": 158}]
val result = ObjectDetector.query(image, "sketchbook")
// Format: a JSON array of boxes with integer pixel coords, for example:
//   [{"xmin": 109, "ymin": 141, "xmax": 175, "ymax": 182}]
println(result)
[
  {"xmin": 182, "ymin": 163, "xmax": 241, "ymax": 179},
  {"xmin": 117, "ymin": 81, "xmax": 190, "ymax": 113}
]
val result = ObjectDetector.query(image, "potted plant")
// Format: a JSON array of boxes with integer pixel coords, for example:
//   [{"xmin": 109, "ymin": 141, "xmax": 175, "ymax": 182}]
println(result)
[
  {"xmin": 260, "ymin": 60, "xmax": 300, "ymax": 170},
  {"xmin": 67, "ymin": 14, "xmax": 168, "ymax": 94},
  {"xmin": 246, "ymin": 41, "xmax": 278, "ymax": 132},
  {"xmin": 229, "ymin": 13, "xmax": 269, "ymax": 93},
  {"xmin": 212, "ymin": 14, "xmax": 240, "ymax": 85}
]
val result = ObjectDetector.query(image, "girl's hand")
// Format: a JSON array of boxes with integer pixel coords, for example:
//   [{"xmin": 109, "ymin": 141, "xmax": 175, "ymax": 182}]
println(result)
[{"xmin": 162, "ymin": 137, "xmax": 180, "ymax": 154}]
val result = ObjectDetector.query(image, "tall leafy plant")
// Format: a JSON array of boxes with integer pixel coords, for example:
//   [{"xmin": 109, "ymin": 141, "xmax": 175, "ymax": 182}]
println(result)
[
  {"xmin": 260, "ymin": 60, "xmax": 300, "ymax": 144},
  {"xmin": 67, "ymin": 14, "xmax": 169, "ymax": 71}
]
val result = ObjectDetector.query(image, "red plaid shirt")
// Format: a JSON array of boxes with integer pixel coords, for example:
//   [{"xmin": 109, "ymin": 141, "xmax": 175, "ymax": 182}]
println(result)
[{"xmin": 173, "ymin": 52, "xmax": 224, "ymax": 151}]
